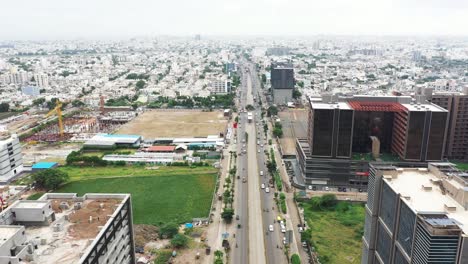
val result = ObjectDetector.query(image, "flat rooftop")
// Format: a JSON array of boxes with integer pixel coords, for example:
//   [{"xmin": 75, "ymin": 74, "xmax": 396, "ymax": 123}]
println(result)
[
  {"xmin": 383, "ymin": 168, "xmax": 468, "ymax": 233},
  {"xmin": 310, "ymin": 101, "xmax": 352, "ymax": 110},
  {"xmin": 11, "ymin": 200, "xmax": 48, "ymax": 209},
  {"xmin": 0, "ymin": 194, "xmax": 129, "ymax": 264},
  {"xmin": 0, "ymin": 226, "xmax": 22, "ymax": 246},
  {"xmin": 401, "ymin": 103, "xmax": 447, "ymax": 112}
]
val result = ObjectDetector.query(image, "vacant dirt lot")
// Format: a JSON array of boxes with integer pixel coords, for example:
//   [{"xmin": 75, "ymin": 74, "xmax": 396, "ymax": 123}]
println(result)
[
  {"xmin": 116, "ymin": 110, "xmax": 228, "ymax": 138},
  {"xmin": 278, "ymin": 109, "xmax": 308, "ymax": 156}
]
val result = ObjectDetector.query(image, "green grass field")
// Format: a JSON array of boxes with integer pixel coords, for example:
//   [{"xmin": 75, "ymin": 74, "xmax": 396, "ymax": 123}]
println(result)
[
  {"xmin": 302, "ymin": 201, "xmax": 365, "ymax": 264},
  {"xmin": 57, "ymin": 166, "xmax": 217, "ymax": 181},
  {"xmin": 453, "ymin": 162, "xmax": 468, "ymax": 171},
  {"xmin": 55, "ymin": 166, "xmax": 217, "ymax": 225}
]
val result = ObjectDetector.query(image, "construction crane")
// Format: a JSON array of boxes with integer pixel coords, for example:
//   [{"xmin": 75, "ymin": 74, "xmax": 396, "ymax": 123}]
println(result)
[{"xmin": 45, "ymin": 100, "xmax": 64, "ymax": 138}]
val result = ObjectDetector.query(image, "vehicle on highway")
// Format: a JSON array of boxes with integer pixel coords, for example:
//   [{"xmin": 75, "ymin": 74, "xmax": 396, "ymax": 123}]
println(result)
[
  {"xmin": 260, "ymin": 170, "xmax": 264, "ymax": 176},
  {"xmin": 261, "ymin": 183, "xmax": 265, "ymax": 189},
  {"xmin": 280, "ymin": 223, "xmax": 286, "ymax": 233},
  {"xmin": 265, "ymin": 187, "xmax": 270, "ymax": 193},
  {"xmin": 269, "ymin": 225, "xmax": 274, "ymax": 232}
]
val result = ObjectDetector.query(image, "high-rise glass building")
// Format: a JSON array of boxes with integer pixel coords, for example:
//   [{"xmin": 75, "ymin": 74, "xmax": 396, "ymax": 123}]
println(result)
[
  {"xmin": 296, "ymin": 94, "xmax": 448, "ymax": 190},
  {"xmin": 362, "ymin": 163, "xmax": 468, "ymax": 264}
]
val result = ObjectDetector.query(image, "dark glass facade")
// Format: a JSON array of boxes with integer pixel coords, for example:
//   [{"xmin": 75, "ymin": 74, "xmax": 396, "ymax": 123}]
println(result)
[
  {"xmin": 426, "ymin": 112, "xmax": 447, "ymax": 160},
  {"xmin": 270, "ymin": 67, "xmax": 294, "ymax": 89},
  {"xmin": 336, "ymin": 110, "xmax": 353, "ymax": 157},
  {"xmin": 352, "ymin": 112, "xmax": 394, "ymax": 153},
  {"xmin": 396, "ymin": 202, "xmax": 416, "ymax": 257},
  {"xmin": 406, "ymin": 112, "xmax": 426, "ymax": 160},
  {"xmin": 379, "ymin": 183, "xmax": 397, "ymax": 233},
  {"xmin": 312, "ymin": 109, "xmax": 334, "ymax": 157}
]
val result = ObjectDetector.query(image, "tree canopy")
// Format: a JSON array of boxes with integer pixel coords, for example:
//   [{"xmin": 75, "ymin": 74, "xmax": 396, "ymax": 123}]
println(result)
[
  {"xmin": 170, "ymin": 234, "xmax": 189, "ymax": 248},
  {"xmin": 32, "ymin": 169, "xmax": 69, "ymax": 190},
  {"xmin": 0, "ymin": 102, "xmax": 9, "ymax": 112}
]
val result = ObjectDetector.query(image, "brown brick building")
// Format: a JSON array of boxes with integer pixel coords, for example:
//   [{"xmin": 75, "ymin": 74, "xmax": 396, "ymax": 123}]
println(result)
[{"xmin": 427, "ymin": 89, "xmax": 468, "ymax": 161}]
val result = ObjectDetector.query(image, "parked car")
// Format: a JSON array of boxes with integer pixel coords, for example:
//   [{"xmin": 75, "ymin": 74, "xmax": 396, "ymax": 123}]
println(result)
[
  {"xmin": 265, "ymin": 187, "xmax": 270, "ymax": 193},
  {"xmin": 269, "ymin": 225, "xmax": 274, "ymax": 232},
  {"xmin": 261, "ymin": 183, "xmax": 265, "ymax": 189}
]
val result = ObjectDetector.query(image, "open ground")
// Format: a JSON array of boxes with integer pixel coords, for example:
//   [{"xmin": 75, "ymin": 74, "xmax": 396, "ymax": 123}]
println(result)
[
  {"xmin": 22, "ymin": 143, "xmax": 82, "ymax": 165},
  {"xmin": 302, "ymin": 200, "xmax": 365, "ymax": 264},
  {"xmin": 55, "ymin": 166, "xmax": 217, "ymax": 225},
  {"xmin": 116, "ymin": 110, "xmax": 228, "ymax": 138},
  {"xmin": 278, "ymin": 109, "xmax": 308, "ymax": 156},
  {"xmin": 0, "ymin": 112, "xmax": 18, "ymax": 120}
]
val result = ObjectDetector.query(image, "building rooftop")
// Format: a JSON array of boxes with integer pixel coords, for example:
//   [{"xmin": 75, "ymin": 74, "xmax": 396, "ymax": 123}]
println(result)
[
  {"xmin": 310, "ymin": 101, "xmax": 352, "ymax": 110},
  {"xmin": 146, "ymin": 146, "xmax": 176, "ymax": 152},
  {"xmin": 401, "ymin": 103, "xmax": 447, "ymax": 112},
  {"xmin": 102, "ymin": 134, "xmax": 141, "ymax": 139},
  {"xmin": 382, "ymin": 165, "xmax": 468, "ymax": 233},
  {"xmin": 32, "ymin": 161, "xmax": 58, "ymax": 169},
  {"xmin": 0, "ymin": 193, "xmax": 130, "ymax": 264},
  {"xmin": 0, "ymin": 226, "xmax": 22, "ymax": 244},
  {"xmin": 11, "ymin": 200, "xmax": 48, "ymax": 209}
]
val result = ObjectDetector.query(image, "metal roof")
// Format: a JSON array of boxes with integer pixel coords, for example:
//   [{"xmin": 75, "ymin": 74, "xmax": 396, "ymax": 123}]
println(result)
[{"xmin": 32, "ymin": 162, "xmax": 58, "ymax": 169}]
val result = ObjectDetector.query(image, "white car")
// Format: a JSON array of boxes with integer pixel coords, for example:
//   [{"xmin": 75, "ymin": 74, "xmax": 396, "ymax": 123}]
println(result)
[
  {"xmin": 261, "ymin": 183, "xmax": 265, "ymax": 189},
  {"xmin": 260, "ymin": 144, "xmax": 264, "ymax": 147},
  {"xmin": 269, "ymin": 225, "xmax": 274, "ymax": 232},
  {"xmin": 324, "ymin": 186, "xmax": 330, "ymax": 191},
  {"xmin": 265, "ymin": 187, "xmax": 270, "ymax": 193},
  {"xmin": 308, "ymin": 185, "xmax": 313, "ymax": 190},
  {"xmin": 281, "ymin": 227, "xmax": 286, "ymax": 233},
  {"xmin": 257, "ymin": 149, "xmax": 260, "ymax": 153},
  {"xmin": 260, "ymin": 170, "xmax": 264, "ymax": 176}
]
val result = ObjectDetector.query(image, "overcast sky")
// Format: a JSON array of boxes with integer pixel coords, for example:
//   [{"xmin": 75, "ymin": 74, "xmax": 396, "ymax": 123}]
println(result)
[{"xmin": 1, "ymin": 0, "xmax": 467, "ymax": 40}]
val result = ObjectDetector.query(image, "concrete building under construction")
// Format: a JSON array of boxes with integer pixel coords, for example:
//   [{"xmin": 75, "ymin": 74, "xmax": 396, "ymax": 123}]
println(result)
[{"xmin": 0, "ymin": 193, "xmax": 135, "ymax": 264}]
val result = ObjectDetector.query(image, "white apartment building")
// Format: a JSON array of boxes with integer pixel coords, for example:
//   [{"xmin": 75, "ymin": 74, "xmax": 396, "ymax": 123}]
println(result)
[
  {"xmin": 210, "ymin": 80, "xmax": 230, "ymax": 95},
  {"xmin": 0, "ymin": 72, "xmax": 30, "ymax": 85},
  {"xmin": 0, "ymin": 193, "xmax": 135, "ymax": 264},
  {"xmin": 0, "ymin": 134, "xmax": 23, "ymax": 184},
  {"xmin": 429, "ymin": 79, "xmax": 458, "ymax": 92},
  {"xmin": 34, "ymin": 73, "xmax": 49, "ymax": 88}
]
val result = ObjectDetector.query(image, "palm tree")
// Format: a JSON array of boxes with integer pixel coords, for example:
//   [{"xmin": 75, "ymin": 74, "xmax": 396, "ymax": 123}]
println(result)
[{"xmin": 214, "ymin": 249, "xmax": 224, "ymax": 260}]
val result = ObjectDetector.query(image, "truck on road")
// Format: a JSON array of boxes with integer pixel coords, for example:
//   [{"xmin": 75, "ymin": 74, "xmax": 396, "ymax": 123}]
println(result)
[{"xmin": 247, "ymin": 112, "xmax": 253, "ymax": 123}]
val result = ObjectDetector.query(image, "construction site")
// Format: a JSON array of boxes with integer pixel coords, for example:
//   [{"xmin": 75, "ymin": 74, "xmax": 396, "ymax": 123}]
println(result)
[
  {"xmin": 0, "ymin": 193, "xmax": 135, "ymax": 264},
  {"xmin": 5, "ymin": 100, "xmax": 138, "ymax": 143}
]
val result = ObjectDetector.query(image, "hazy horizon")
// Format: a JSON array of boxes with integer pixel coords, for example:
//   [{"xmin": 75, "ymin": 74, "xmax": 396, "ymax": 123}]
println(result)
[{"xmin": 1, "ymin": 0, "xmax": 467, "ymax": 40}]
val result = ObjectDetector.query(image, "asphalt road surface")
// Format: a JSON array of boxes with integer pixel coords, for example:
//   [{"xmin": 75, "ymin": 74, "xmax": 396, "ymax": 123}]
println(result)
[{"xmin": 231, "ymin": 62, "xmax": 287, "ymax": 264}]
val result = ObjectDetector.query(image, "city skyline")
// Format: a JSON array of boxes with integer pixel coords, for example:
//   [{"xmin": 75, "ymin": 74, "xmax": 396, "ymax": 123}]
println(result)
[{"xmin": 1, "ymin": 0, "xmax": 468, "ymax": 40}]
